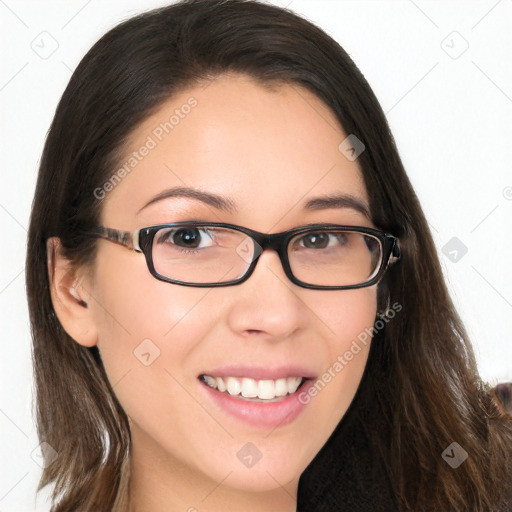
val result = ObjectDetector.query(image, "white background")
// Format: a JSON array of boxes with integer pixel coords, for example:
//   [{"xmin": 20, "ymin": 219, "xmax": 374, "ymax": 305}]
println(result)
[{"xmin": 1, "ymin": 1, "xmax": 511, "ymax": 510}]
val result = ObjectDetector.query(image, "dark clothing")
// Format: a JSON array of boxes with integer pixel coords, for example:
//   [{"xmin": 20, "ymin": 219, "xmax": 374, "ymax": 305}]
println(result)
[
  {"xmin": 297, "ymin": 396, "xmax": 398, "ymax": 512},
  {"xmin": 296, "ymin": 367, "xmax": 512, "ymax": 511}
]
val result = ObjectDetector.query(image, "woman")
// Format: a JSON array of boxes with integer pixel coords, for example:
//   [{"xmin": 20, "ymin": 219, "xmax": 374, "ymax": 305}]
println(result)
[{"xmin": 26, "ymin": 0, "xmax": 512, "ymax": 510}]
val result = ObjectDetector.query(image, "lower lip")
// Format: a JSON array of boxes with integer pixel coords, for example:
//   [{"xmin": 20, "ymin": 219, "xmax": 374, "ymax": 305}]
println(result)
[{"xmin": 198, "ymin": 378, "xmax": 314, "ymax": 429}]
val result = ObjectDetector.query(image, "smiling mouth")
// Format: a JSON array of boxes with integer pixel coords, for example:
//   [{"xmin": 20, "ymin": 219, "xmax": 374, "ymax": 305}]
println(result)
[{"xmin": 199, "ymin": 374, "xmax": 308, "ymax": 402}]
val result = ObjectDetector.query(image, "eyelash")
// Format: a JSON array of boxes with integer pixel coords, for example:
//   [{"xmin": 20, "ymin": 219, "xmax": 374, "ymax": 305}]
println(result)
[{"xmin": 175, "ymin": 248, "xmax": 201, "ymax": 255}]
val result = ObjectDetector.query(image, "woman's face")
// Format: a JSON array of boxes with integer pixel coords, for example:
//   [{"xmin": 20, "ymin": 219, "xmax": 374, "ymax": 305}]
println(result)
[{"xmin": 82, "ymin": 74, "xmax": 377, "ymax": 502}]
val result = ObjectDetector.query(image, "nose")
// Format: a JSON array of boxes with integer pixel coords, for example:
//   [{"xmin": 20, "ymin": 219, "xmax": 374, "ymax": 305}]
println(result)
[{"xmin": 226, "ymin": 247, "xmax": 307, "ymax": 339}]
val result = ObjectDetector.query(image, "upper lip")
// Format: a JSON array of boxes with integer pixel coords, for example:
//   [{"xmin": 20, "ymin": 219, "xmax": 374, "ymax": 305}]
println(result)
[{"xmin": 199, "ymin": 364, "xmax": 318, "ymax": 380}]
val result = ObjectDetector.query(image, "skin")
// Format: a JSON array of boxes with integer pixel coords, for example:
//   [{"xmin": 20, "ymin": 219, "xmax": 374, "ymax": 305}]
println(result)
[{"xmin": 49, "ymin": 73, "xmax": 378, "ymax": 512}]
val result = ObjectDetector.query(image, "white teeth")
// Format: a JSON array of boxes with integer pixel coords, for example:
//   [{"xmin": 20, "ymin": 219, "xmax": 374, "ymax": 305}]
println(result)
[
  {"xmin": 287, "ymin": 377, "xmax": 302, "ymax": 394},
  {"xmin": 216, "ymin": 377, "xmax": 226, "ymax": 392},
  {"xmin": 274, "ymin": 378, "xmax": 289, "ymax": 397},
  {"xmin": 203, "ymin": 375, "xmax": 216, "ymax": 387},
  {"xmin": 201, "ymin": 375, "xmax": 304, "ymax": 400},
  {"xmin": 241, "ymin": 378, "xmax": 259, "ymax": 398},
  {"xmin": 226, "ymin": 377, "xmax": 241, "ymax": 396},
  {"xmin": 257, "ymin": 379, "xmax": 275, "ymax": 400}
]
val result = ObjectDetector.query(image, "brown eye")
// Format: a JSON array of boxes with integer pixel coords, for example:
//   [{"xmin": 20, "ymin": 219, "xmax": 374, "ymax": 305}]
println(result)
[
  {"xmin": 172, "ymin": 228, "xmax": 202, "ymax": 248},
  {"xmin": 300, "ymin": 232, "xmax": 330, "ymax": 249},
  {"xmin": 156, "ymin": 227, "xmax": 214, "ymax": 249}
]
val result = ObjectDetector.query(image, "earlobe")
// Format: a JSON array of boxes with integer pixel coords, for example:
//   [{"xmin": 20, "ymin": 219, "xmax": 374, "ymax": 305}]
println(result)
[{"xmin": 46, "ymin": 237, "xmax": 98, "ymax": 347}]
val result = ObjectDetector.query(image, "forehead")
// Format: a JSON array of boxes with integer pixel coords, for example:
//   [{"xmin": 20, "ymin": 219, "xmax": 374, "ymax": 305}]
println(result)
[{"xmin": 100, "ymin": 73, "xmax": 369, "ymax": 230}]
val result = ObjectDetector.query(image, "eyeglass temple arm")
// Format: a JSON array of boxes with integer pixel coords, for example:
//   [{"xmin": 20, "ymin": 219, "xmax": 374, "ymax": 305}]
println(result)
[
  {"xmin": 387, "ymin": 237, "xmax": 401, "ymax": 266},
  {"xmin": 93, "ymin": 226, "xmax": 142, "ymax": 252}
]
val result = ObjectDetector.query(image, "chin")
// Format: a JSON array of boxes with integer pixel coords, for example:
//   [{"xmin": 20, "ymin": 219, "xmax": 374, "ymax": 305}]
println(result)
[
  {"xmin": 220, "ymin": 468, "xmax": 300, "ymax": 494},
  {"xmin": 199, "ymin": 451, "xmax": 305, "ymax": 493}
]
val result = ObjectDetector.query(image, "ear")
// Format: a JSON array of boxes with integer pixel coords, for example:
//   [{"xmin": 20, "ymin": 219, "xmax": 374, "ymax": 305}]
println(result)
[{"xmin": 47, "ymin": 237, "xmax": 98, "ymax": 347}]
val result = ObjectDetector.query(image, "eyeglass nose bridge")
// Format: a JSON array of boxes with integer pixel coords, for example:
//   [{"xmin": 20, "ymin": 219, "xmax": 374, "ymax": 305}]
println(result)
[
  {"xmin": 233, "ymin": 230, "xmax": 303, "ymax": 288},
  {"xmin": 234, "ymin": 231, "xmax": 289, "ymax": 268}
]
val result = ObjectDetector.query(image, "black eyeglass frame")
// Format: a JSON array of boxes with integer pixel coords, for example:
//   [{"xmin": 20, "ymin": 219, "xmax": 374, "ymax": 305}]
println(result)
[{"xmin": 90, "ymin": 221, "xmax": 400, "ymax": 290}]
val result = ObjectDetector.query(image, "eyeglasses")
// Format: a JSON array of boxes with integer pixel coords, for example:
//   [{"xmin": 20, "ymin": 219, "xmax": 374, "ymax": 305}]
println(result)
[{"xmin": 90, "ymin": 222, "xmax": 400, "ymax": 290}]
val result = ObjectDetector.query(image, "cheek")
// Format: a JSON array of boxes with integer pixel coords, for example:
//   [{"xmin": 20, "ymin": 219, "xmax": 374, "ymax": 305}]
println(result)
[
  {"xmin": 89, "ymin": 247, "xmax": 217, "ymax": 393},
  {"xmin": 314, "ymin": 286, "xmax": 377, "ymax": 340},
  {"xmin": 89, "ymin": 249, "xmax": 226, "ymax": 461},
  {"xmin": 304, "ymin": 287, "xmax": 376, "ymax": 424}
]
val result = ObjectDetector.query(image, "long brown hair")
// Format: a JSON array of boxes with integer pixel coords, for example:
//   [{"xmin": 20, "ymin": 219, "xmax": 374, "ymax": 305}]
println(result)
[{"xmin": 26, "ymin": 1, "xmax": 511, "ymax": 510}]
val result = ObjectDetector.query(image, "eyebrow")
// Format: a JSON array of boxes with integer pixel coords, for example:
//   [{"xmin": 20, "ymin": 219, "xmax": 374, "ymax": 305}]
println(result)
[
  {"xmin": 137, "ymin": 186, "xmax": 236, "ymax": 214},
  {"xmin": 303, "ymin": 194, "xmax": 370, "ymax": 218},
  {"xmin": 137, "ymin": 186, "xmax": 370, "ymax": 218}
]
